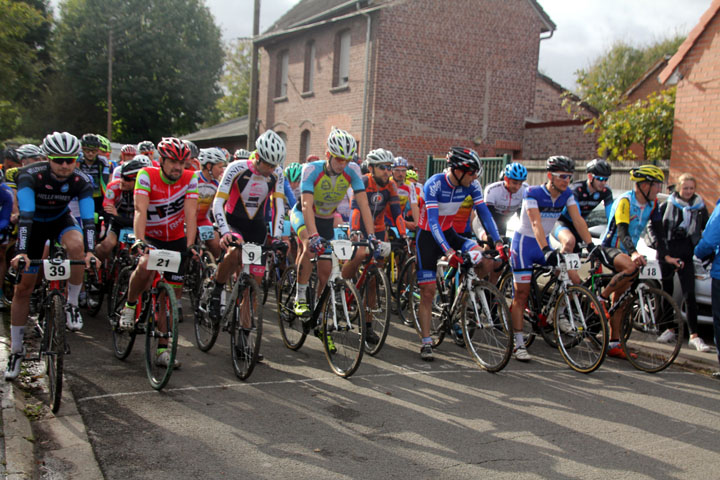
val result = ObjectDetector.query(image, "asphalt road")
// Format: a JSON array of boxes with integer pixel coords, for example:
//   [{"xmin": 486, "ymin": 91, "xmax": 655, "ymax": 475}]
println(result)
[{"xmin": 58, "ymin": 295, "xmax": 720, "ymax": 480}]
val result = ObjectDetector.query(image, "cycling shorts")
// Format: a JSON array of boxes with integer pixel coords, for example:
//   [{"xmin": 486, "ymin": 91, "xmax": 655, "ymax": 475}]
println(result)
[
  {"xmin": 510, "ymin": 233, "xmax": 548, "ymax": 284},
  {"xmin": 416, "ymin": 228, "xmax": 476, "ymax": 285},
  {"xmin": 146, "ymin": 236, "xmax": 188, "ymax": 285},
  {"xmin": 27, "ymin": 214, "xmax": 82, "ymax": 265},
  {"xmin": 289, "ymin": 205, "xmax": 334, "ymax": 242},
  {"xmin": 551, "ymin": 219, "xmax": 582, "ymax": 253}
]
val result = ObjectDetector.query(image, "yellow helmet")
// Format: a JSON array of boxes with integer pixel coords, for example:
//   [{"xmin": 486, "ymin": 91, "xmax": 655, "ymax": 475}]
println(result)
[
  {"xmin": 406, "ymin": 169, "xmax": 418, "ymax": 181},
  {"xmin": 630, "ymin": 164, "xmax": 664, "ymax": 183}
]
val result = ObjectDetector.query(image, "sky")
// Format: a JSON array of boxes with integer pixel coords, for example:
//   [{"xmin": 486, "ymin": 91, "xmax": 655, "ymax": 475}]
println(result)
[{"xmin": 205, "ymin": 0, "xmax": 712, "ymax": 90}]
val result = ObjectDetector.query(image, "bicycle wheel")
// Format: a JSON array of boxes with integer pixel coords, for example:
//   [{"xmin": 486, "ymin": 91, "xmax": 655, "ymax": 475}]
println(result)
[
  {"xmin": 537, "ymin": 276, "xmax": 560, "ymax": 348},
  {"xmin": 193, "ymin": 259, "xmax": 220, "ymax": 352},
  {"xmin": 622, "ymin": 285, "xmax": 683, "ymax": 373},
  {"xmin": 362, "ymin": 267, "xmax": 390, "ymax": 355},
  {"xmin": 44, "ymin": 293, "xmax": 65, "ymax": 413},
  {"xmin": 230, "ymin": 278, "xmax": 263, "ymax": 380},
  {"xmin": 498, "ymin": 271, "xmax": 535, "ymax": 348},
  {"xmin": 145, "ymin": 282, "xmax": 179, "ymax": 390},
  {"xmin": 109, "ymin": 266, "xmax": 136, "ymax": 360},
  {"xmin": 462, "ymin": 280, "xmax": 512, "ymax": 372},
  {"xmin": 553, "ymin": 284, "xmax": 608, "ymax": 374},
  {"xmin": 276, "ymin": 265, "xmax": 307, "ymax": 350},
  {"xmin": 321, "ymin": 279, "xmax": 365, "ymax": 377},
  {"xmin": 396, "ymin": 256, "xmax": 418, "ymax": 326}
]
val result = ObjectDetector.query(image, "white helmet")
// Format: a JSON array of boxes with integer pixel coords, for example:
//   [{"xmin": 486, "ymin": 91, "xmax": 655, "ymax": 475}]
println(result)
[
  {"xmin": 327, "ymin": 128, "xmax": 357, "ymax": 160},
  {"xmin": 16, "ymin": 144, "xmax": 44, "ymax": 159},
  {"xmin": 366, "ymin": 148, "xmax": 394, "ymax": 165},
  {"xmin": 199, "ymin": 147, "xmax": 227, "ymax": 167},
  {"xmin": 255, "ymin": 130, "xmax": 286, "ymax": 166},
  {"xmin": 41, "ymin": 132, "xmax": 81, "ymax": 156}
]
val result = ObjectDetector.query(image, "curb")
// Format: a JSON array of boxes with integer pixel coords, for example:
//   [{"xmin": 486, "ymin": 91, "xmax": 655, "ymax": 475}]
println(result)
[{"xmin": 1, "ymin": 371, "xmax": 35, "ymax": 480}]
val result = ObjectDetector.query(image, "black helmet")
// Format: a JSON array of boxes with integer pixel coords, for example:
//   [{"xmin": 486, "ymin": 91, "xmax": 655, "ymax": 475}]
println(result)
[
  {"xmin": 81, "ymin": 133, "xmax": 101, "ymax": 149},
  {"xmin": 586, "ymin": 158, "xmax": 612, "ymax": 177},
  {"xmin": 2, "ymin": 148, "xmax": 19, "ymax": 164},
  {"xmin": 183, "ymin": 140, "xmax": 199, "ymax": 159},
  {"xmin": 546, "ymin": 155, "xmax": 575, "ymax": 173},
  {"xmin": 447, "ymin": 147, "xmax": 482, "ymax": 173}
]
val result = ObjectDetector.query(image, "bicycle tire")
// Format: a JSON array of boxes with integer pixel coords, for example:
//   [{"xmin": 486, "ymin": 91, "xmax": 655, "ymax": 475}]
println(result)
[
  {"xmin": 45, "ymin": 293, "xmax": 65, "ymax": 413},
  {"xmin": 230, "ymin": 277, "xmax": 263, "ymax": 380},
  {"xmin": 276, "ymin": 265, "xmax": 307, "ymax": 350},
  {"xmin": 109, "ymin": 266, "xmax": 136, "ymax": 360},
  {"xmin": 621, "ymin": 285, "xmax": 683, "ymax": 373},
  {"xmin": 498, "ymin": 271, "xmax": 536, "ymax": 348},
  {"xmin": 362, "ymin": 267, "xmax": 391, "ymax": 356},
  {"xmin": 322, "ymin": 279, "xmax": 365, "ymax": 377},
  {"xmin": 553, "ymin": 284, "xmax": 608, "ymax": 374},
  {"xmin": 145, "ymin": 282, "xmax": 179, "ymax": 390},
  {"xmin": 396, "ymin": 256, "xmax": 417, "ymax": 326},
  {"xmin": 193, "ymin": 257, "xmax": 220, "ymax": 352},
  {"xmin": 462, "ymin": 279, "xmax": 513, "ymax": 372}
]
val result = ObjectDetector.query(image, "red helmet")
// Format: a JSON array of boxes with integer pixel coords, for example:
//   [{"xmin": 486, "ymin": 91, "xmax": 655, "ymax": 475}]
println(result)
[{"xmin": 157, "ymin": 137, "xmax": 190, "ymax": 162}]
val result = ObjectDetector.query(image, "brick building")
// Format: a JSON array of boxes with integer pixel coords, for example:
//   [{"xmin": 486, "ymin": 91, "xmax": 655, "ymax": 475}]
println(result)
[
  {"xmin": 255, "ymin": 0, "xmax": 555, "ymax": 178},
  {"xmin": 659, "ymin": 0, "xmax": 720, "ymax": 207}
]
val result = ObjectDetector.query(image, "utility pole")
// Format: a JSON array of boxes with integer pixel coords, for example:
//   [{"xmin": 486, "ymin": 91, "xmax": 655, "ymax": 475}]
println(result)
[
  {"xmin": 107, "ymin": 28, "xmax": 113, "ymax": 141},
  {"xmin": 247, "ymin": 0, "xmax": 260, "ymax": 148}
]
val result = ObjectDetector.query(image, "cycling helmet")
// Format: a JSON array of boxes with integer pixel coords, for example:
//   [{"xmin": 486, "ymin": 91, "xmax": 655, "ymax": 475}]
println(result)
[
  {"xmin": 546, "ymin": 155, "xmax": 575, "ymax": 173},
  {"xmin": 16, "ymin": 144, "xmax": 44, "ymax": 159},
  {"xmin": 366, "ymin": 148, "xmax": 394, "ymax": 165},
  {"xmin": 393, "ymin": 156, "xmax": 409, "ymax": 168},
  {"xmin": 138, "ymin": 140, "xmax": 155, "ymax": 153},
  {"xmin": 121, "ymin": 156, "xmax": 152, "ymax": 176},
  {"xmin": 326, "ymin": 128, "xmax": 357, "ymax": 160},
  {"xmin": 81, "ymin": 133, "xmax": 101, "ymax": 149},
  {"xmin": 306, "ymin": 155, "xmax": 320, "ymax": 162},
  {"xmin": 406, "ymin": 169, "xmax": 419, "ymax": 181},
  {"xmin": 199, "ymin": 147, "xmax": 227, "ymax": 167},
  {"xmin": 586, "ymin": 158, "xmax": 612, "ymax": 177},
  {"xmin": 447, "ymin": 147, "xmax": 482, "ymax": 174},
  {"xmin": 360, "ymin": 160, "xmax": 369, "ymax": 174},
  {"xmin": 97, "ymin": 134, "xmax": 111, "ymax": 153},
  {"xmin": 284, "ymin": 162, "xmax": 303, "ymax": 183},
  {"xmin": 2, "ymin": 148, "xmax": 19, "ymax": 164},
  {"xmin": 504, "ymin": 162, "xmax": 528, "ymax": 181},
  {"xmin": 183, "ymin": 140, "xmax": 199, "ymax": 159},
  {"xmin": 255, "ymin": 130, "xmax": 286, "ymax": 166},
  {"xmin": 42, "ymin": 132, "xmax": 82, "ymax": 156},
  {"xmin": 157, "ymin": 137, "xmax": 191, "ymax": 162},
  {"xmin": 120, "ymin": 144, "xmax": 138, "ymax": 156},
  {"xmin": 234, "ymin": 148, "xmax": 251, "ymax": 160},
  {"xmin": 630, "ymin": 164, "xmax": 665, "ymax": 183}
]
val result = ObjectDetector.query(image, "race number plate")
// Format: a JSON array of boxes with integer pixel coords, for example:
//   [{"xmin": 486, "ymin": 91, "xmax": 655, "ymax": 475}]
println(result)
[
  {"xmin": 119, "ymin": 228, "xmax": 134, "ymax": 243},
  {"xmin": 147, "ymin": 249, "xmax": 181, "ymax": 273},
  {"xmin": 43, "ymin": 260, "xmax": 71, "ymax": 280},
  {"xmin": 640, "ymin": 260, "xmax": 661, "ymax": 280},
  {"xmin": 198, "ymin": 225, "xmax": 215, "ymax": 241},
  {"xmin": 241, "ymin": 243, "xmax": 262, "ymax": 265},
  {"xmin": 331, "ymin": 239, "xmax": 353, "ymax": 260},
  {"xmin": 564, "ymin": 253, "xmax": 581, "ymax": 270}
]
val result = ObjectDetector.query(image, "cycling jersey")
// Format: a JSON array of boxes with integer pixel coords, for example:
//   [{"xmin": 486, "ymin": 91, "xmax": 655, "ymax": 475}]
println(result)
[
  {"xmin": 300, "ymin": 160, "xmax": 365, "ymax": 218},
  {"xmin": 396, "ymin": 181, "xmax": 417, "ymax": 215},
  {"xmin": 452, "ymin": 195, "xmax": 474, "ymax": 233},
  {"xmin": 483, "ymin": 180, "xmax": 526, "ymax": 235},
  {"xmin": 135, "ymin": 167, "xmax": 198, "ymax": 242},
  {"xmin": 213, "ymin": 159, "xmax": 284, "ymax": 238},
  {"xmin": 515, "ymin": 185, "xmax": 576, "ymax": 237},
  {"xmin": 560, "ymin": 180, "xmax": 613, "ymax": 224},
  {"xmin": 16, "ymin": 162, "xmax": 96, "ymax": 253},
  {"xmin": 351, "ymin": 174, "xmax": 406, "ymax": 236},
  {"xmin": 103, "ymin": 179, "xmax": 134, "ymax": 227},
  {"xmin": 196, "ymin": 171, "xmax": 219, "ymax": 227},
  {"xmin": 0, "ymin": 184, "xmax": 13, "ymax": 231},
  {"xmin": 5, "ymin": 167, "xmax": 19, "ymax": 190},
  {"xmin": 419, "ymin": 171, "xmax": 500, "ymax": 252},
  {"xmin": 602, "ymin": 190, "xmax": 661, "ymax": 254},
  {"xmin": 78, "ymin": 156, "xmax": 111, "ymax": 200}
]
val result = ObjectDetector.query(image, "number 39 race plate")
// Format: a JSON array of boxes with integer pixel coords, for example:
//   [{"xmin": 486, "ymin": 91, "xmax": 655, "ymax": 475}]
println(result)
[{"xmin": 43, "ymin": 260, "xmax": 71, "ymax": 280}]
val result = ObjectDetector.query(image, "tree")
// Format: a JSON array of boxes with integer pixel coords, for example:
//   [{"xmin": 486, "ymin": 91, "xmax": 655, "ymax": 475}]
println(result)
[
  {"xmin": 51, "ymin": 0, "xmax": 224, "ymax": 142},
  {"xmin": 210, "ymin": 39, "xmax": 253, "ymax": 125}
]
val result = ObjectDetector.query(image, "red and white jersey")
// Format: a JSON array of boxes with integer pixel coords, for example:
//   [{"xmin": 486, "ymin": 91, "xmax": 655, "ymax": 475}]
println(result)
[{"xmin": 135, "ymin": 167, "xmax": 198, "ymax": 241}]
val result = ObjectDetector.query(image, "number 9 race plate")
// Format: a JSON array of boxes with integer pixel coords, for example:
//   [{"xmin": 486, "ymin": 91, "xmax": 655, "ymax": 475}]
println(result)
[{"xmin": 241, "ymin": 243, "xmax": 263, "ymax": 265}]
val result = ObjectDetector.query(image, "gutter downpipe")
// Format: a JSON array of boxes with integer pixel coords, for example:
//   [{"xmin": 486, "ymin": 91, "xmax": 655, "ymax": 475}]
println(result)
[{"xmin": 360, "ymin": 3, "xmax": 372, "ymax": 158}]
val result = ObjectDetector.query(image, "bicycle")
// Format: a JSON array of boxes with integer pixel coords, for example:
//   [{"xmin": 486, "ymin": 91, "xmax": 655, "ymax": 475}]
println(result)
[
  {"xmin": 260, "ymin": 239, "xmax": 289, "ymax": 305},
  {"xmin": 276, "ymin": 238, "xmax": 367, "ymax": 377},
  {"xmin": 103, "ymin": 228, "xmax": 136, "ymax": 317},
  {"xmin": 584, "ymin": 252, "xmax": 683, "ymax": 373},
  {"xmin": 185, "ymin": 225, "xmax": 218, "ymax": 327},
  {"xmin": 408, "ymin": 250, "xmax": 513, "ymax": 372},
  {"xmin": 194, "ymin": 241, "xmax": 266, "ymax": 380},
  {"xmin": 395, "ymin": 254, "xmax": 418, "ymax": 327},
  {"xmin": 107, "ymin": 246, "xmax": 181, "ymax": 390},
  {"xmin": 17, "ymin": 247, "xmax": 87, "ymax": 412}
]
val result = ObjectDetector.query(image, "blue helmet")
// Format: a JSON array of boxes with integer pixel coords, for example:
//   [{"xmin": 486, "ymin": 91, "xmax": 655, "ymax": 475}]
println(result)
[{"xmin": 504, "ymin": 162, "xmax": 527, "ymax": 181}]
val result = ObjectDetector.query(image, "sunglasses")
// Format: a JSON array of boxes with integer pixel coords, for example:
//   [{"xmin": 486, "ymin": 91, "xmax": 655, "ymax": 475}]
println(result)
[
  {"xmin": 593, "ymin": 176, "xmax": 608, "ymax": 182},
  {"xmin": 552, "ymin": 173, "xmax": 573, "ymax": 180},
  {"xmin": 374, "ymin": 164, "xmax": 391, "ymax": 171},
  {"xmin": 332, "ymin": 156, "xmax": 350, "ymax": 162},
  {"xmin": 122, "ymin": 175, "xmax": 137, "ymax": 182},
  {"xmin": 49, "ymin": 156, "xmax": 77, "ymax": 165},
  {"xmin": 82, "ymin": 147, "xmax": 98, "ymax": 152}
]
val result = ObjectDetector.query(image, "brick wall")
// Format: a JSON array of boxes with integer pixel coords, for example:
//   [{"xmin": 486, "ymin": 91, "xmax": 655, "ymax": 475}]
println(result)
[{"xmin": 669, "ymin": 12, "xmax": 720, "ymax": 208}]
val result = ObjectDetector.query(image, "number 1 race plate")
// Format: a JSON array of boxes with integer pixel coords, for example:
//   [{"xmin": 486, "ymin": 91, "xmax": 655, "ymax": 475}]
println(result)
[
  {"xmin": 147, "ymin": 249, "xmax": 182, "ymax": 273},
  {"xmin": 241, "ymin": 243, "xmax": 262, "ymax": 265},
  {"xmin": 331, "ymin": 239, "xmax": 353, "ymax": 260},
  {"xmin": 640, "ymin": 260, "xmax": 661, "ymax": 280},
  {"xmin": 43, "ymin": 260, "xmax": 71, "ymax": 280}
]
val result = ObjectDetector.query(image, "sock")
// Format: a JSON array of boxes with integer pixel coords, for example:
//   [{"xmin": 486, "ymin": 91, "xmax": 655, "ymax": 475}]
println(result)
[
  {"xmin": 609, "ymin": 340, "xmax": 620, "ymax": 349},
  {"xmin": 11, "ymin": 326, "xmax": 25, "ymax": 354},
  {"xmin": 514, "ymin": 332, "xmax": 525, "ymax": 348},
  {"xmin": 125, "ymin": 300, "xmax": 138, "ymax": 309},
  {"xmin": 67, "ymin": 283, "xmax": 82, "ymax": 307},
  {"xmin": 422, "ymin": 336, "xmax": 432, "ymax": 345},
  {"xmin": 296, "ymin": 283, "xmax": 308, "ymax": 303}
]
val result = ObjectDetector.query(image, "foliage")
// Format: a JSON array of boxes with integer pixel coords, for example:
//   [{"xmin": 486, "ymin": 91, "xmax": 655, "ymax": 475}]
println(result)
[{"xmin": 210, "ymin": 39, "xmax": 253, "ymax": 125}]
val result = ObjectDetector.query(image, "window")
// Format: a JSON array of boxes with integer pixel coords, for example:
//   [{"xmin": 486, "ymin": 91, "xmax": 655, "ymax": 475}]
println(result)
[
  {"xmin": 275, "ymin": 50, "xmax": 289, "ymax": 98},
  {"xmin": 333, "ymin": 30, "xmax": 351, "ymax": 87},
  {"xmin": 303, "ymin": 41, "xmax": 315, "ymax": 93},
  {"xmin": 299, "ymin": 130, "xmax": 311, "ymax": 162}
]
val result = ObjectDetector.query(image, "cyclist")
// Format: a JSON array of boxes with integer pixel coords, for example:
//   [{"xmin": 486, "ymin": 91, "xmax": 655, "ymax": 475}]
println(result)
[
  {"xmin": 138, "ymin": 140, "xmax": 158, "ymax": 166},
  {"xmin": 598, "ymin": 164, "xmax": 681, "ymax": 358},
  {"xmin": 183, "ymin": 140, "xmax": 201, "ymax": 170},
  {"xmin": 97, "ymin": 134, "xmax": 113, "ymax": 164},
  {"xmin": 0, "ymin": 176, "xmax": 13, "ymax": 306},
  {"xmin": 390, "ymin": 157, "xmax": 419, "ymax": 230},
  {"xmin": 416, "ymin": 147, "xmax": 506, "ymax": 361},
  {"xmin": 111, "ymin": 144, "xmax": 140, "ymax": 181},
  {"xmin": 283, "ymin": 162, "xmax": 303, "ymax": 260},
  {"xmin": 509, "ymin": 155, "xmax": 594, "ymax": 362},
  {"xmin": 472, "ymin": 162, "xmax": 527, "ymax": 241},
  {"xmin": 96, "ymin": 156, "xmax": 152, "ymax": 261},
  {"xmin": 79, "ymin": 134, "xmax": 111, "ymax": 216},
  {"xmin": 234, "ymin": 148, "xmax": 251, "ymax": 161},
  {"xmin": 196, "ymin": 147, "xmax": 227, "ymax": 258},
  {"xmin": 209, "ymin": 130, "xmax": 286, "ymax": 324},
  {"xmin": 119, "ymin": 137, "xmax": 199, "ymax": 369},
  {"xmin": 291, "ymin": 128, "xmax": 376, "ymax": 319},
  {"xmin": 552, "ymin": 158, "xmax": 613, "ymax": 283},
  {"xmin": 407, "ymin": 168, "xmax": 424, "ymax": 213},
  {"xmin": 5, "ymin": 132, "xmax": 99, "ymax": 381}
]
